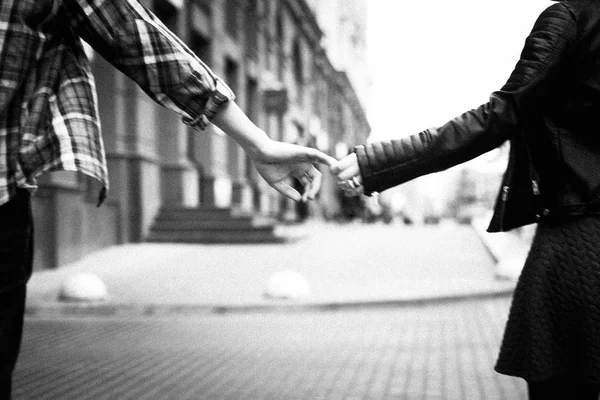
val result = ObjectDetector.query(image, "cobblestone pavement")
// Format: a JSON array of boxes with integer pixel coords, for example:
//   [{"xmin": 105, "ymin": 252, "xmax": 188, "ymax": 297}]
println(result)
[{"xmin": 14, "ymin": 297, "xmax": 526, "ymax": 400}]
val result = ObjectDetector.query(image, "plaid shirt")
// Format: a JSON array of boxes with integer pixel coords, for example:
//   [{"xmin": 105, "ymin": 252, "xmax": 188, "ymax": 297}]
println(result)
[{"xmin": 0, "ymin": 0, "xmax": 234, "ymax": 206}]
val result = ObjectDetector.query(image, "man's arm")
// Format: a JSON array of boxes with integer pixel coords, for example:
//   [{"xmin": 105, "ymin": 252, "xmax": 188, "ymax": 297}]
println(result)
[
  {"xmin": 60, "ymin": 0, "xmax": 335, "ymax": 201},
  {"xmin": 61, "ymin": 0, "xmax": 233, "ymax": 125},
  {"xmin": 211, "ymin": 101, "xmax": 336, "ymax": 201}
]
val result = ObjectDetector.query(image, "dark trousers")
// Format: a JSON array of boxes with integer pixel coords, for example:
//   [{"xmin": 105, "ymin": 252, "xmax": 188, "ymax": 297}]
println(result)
[
  {"xmin": 528, "ymin": 378, "xmax": 600, "ymax": 400},
  {"xmin": 0, "ymin": 190, "xmax": 33, "ymax": 400}
]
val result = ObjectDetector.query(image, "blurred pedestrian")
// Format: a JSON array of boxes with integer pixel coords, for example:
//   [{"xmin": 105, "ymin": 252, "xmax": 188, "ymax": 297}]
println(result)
[
  {"xmin": 0, "ymin": 0, "xmax": 334, "ymax": 397},
  {"xmin": 332, "ymin": 1, "xmax": 600, "ymax": 398}
]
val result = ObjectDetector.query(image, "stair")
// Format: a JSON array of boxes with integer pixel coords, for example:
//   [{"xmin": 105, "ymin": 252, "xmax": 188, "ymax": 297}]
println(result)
[{"xmin": 146, "ymin": 206, "xmax": 286, "ymax": 244}]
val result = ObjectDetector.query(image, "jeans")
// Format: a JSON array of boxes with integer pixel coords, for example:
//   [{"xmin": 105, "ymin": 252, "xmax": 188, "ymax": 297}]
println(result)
[{"xmin": 0, "ymin": 190, "xmax": 34, "ymax": 399}]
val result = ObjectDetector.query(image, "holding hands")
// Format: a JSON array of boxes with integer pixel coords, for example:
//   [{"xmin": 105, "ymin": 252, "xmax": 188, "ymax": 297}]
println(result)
[
  {"xmin": 249, "ymin": 141, "xmax": 365, "ymax": 201},
  {"xmin": 211, "ymin": 101, "xmax": 337, "ymax": 202},
  {"xmin": 251, "ymin": 142, "xmax": 364, "ymax": 200},
  {"xmin": 253, "ymin": 147, "xmax": 365, "ymax": 201},
  {"xmin": 251, "ymin": 142, "xmax": 365, "ymax": 201},
  {"xmin": 212, "ymin": 100, "xmax": 366, "ymax": 201},
  {"xmin": 251, "ymin": 139, "xmax": 337, "ymax": 202},
  {"xmin": 331, "ymin": 152, "xmax": 363, "ymax": 197}
]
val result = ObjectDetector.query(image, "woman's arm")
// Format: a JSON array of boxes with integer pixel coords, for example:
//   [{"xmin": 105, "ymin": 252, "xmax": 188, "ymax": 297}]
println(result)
[{"xmin": 333, "ymin": 3, "xmax": 577, "ymax": 196}]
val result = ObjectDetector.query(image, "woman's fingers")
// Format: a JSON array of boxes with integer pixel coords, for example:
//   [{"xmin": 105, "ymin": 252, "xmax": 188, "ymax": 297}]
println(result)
[
  {"xmin": 330, "ymin": 153, "xmax": 356, "ymax": 173},
  {"xmin": 342, "ymin": 182, "xmax": 364, "ymax": 196},
  {"xmin": 331, "ymin": 153, "xmax": 360, "ymax": 181},
  {"xmin": 338, "ymin": 175, "xmax": 364, "ymax": 197},
  {"xmin": 332, "ymin": 153, "xmax": 363, "ymax": 197}
]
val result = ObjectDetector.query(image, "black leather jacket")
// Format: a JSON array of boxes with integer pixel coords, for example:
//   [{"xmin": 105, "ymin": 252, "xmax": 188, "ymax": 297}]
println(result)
[{"xmin": 355, "ymin": 0, "xmax": 600, "ymax": 227}]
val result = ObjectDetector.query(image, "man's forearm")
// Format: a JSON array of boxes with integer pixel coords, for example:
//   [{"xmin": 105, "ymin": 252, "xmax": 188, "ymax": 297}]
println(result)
[{"xmin": 210, "ymin": 101, "xmax": 270, "ymax": 160}]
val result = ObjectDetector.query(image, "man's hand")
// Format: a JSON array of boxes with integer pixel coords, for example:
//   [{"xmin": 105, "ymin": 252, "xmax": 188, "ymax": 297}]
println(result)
[
  {"xmin": 210, "ymin": 101, "xmax": 336, "ymax": 201},
  {"xmin": 252, "ymin": 139, "xmax": 336, "ymax": 202},
  {"xmin": 330, "ymin": 153, "xmax": 364, "ymax": 196}
]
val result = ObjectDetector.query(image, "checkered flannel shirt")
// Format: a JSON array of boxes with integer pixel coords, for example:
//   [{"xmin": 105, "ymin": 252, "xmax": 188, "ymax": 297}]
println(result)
[{"xmin": 0, "ymin": 0, "xmax": 234, "ymax": 207}]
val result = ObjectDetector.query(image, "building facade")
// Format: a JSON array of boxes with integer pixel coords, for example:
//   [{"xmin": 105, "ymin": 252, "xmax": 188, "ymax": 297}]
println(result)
[
  {"xmin": 305, "ymin": 0, "xmax": 369, "ymax": 102},
  {"xmin": 31, "ymin": 0, "xmax": 371, "ymax": 271}
]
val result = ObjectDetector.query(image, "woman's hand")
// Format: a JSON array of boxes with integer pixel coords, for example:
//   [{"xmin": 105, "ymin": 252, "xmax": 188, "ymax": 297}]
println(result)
[
  {"xmin": 330, "ymin": 153, "xmax": 363, "ymax": 196},
  {"xmin": 252, "ymin": 139, "xmax": 337, "ymax": 202}
]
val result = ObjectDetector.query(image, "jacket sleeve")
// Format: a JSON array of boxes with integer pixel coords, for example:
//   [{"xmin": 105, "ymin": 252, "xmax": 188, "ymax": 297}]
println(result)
[
  {"xmin": 355, "ymin": 3, "xmax": 577, "ymax": 196},
  {"xmin": 60, "ymin": 0, "xmax": 234, "ymax": 129}
]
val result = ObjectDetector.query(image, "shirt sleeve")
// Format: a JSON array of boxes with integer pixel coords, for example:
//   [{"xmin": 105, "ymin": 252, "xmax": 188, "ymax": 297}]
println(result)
[{"xmin": 60, "ymin": 0, "xmax": 235, "ymax": 129}]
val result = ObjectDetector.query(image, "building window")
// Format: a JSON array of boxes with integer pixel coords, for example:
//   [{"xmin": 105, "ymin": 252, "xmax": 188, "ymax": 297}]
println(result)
[
  {"xmin": 292, "ymin": 40, "xmax": 303, "ymax": 84},
  {"xmin": 276, "ymin": 14, "xmax": 285, "ymax": 80},
  {"xmin": 292, "ymin": 39, "xmax": 303, "ymax": 103},
  {"xmin": 263, "ymin": 0, "xmax": 270, "ymax": 22},
  {"xmin": 190, "ymin": 32, "xmax": 212, "ymax": 65},
  {"xmin": 225, "ymin": 58, "xmax": 239, "ymax": 93},
  {"xmin": 312, "ymin": 63, "xmax": 323, "ymax": 116},
  {"xmin": 244, "ymin": 0, "xmax": 259, "ymax": 60},
  {"xmin": 225, "ymin": 0, "xmax": 239, "ymax": 39}
]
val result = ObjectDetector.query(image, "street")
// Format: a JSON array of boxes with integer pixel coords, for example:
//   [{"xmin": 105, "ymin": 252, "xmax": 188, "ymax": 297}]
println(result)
[
  {"xmin": 26, "ymin": 222, "xmax": 514, "ymax": 309},
  {"xmin": 17, "ymin": 220, "xmax": 526, "ymax": 399},
  {"xmin": 14, "ymin": 297, "xmax": 526, "ymax": 400}
]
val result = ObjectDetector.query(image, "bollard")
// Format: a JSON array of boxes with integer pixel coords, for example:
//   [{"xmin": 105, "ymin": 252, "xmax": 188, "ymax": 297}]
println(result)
[
  {"xmin": 59, "ymin": 273, "xmax": 108, "ymax": 302},
  {"xmin": 264, "ymin": 270, "xmax": 311, "ymax": 300}
]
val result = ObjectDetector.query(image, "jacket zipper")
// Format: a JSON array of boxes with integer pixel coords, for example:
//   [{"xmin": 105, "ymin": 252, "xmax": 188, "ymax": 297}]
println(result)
[
  {"xmin": 532, "ymin": 179, "xmax": 540, "ymax": 195},
  {"xmin": 501, "ymin": 185, "xmax": 510, "ymax": 202},
  {"xmin": 498, "ymin": 185, "xmax": 510, "ymax": 231}
]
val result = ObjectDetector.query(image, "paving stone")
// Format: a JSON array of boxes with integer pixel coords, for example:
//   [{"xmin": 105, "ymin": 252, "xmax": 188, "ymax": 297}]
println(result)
[{"xmin": 15, "ymin": 297, "xmax": 527, "ymax": 399}]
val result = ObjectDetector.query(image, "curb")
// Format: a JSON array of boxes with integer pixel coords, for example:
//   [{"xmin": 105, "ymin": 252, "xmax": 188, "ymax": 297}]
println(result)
[{"xmin": 25, "ymin": 287, "xmax": 515, "ymax": 318}]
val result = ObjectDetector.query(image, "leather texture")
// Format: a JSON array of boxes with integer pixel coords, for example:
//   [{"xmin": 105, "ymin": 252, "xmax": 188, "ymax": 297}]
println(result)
[{"xmin": 356, "ymin": 0, "xmax": 600, "ymax": 227}]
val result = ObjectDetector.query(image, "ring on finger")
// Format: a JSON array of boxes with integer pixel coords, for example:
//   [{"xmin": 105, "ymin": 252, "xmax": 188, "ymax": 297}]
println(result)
[{"xmin": 350, "ymin": 176, "xmax": 361, "ymax": 188}]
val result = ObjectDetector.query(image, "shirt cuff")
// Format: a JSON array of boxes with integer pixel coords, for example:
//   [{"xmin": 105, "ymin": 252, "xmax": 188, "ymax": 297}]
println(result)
[{"xmin": 182, "ymin": 77, "xmax": 235, "ymax": 130}]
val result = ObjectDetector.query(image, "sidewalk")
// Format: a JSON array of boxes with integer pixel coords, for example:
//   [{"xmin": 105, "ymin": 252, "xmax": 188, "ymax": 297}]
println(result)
[
  {"xmin": 26, "ymin": 220, "xmax": 519, "ymax": 317},
  {"xmin": 15, "ymin": 298, "xmax": 526, "ymax": 400}
]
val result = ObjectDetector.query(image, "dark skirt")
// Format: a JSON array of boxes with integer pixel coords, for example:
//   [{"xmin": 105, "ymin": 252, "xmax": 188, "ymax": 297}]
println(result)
[{"xmin": 495, "ymin": 216, "xmax": 600, "ymax": 383}]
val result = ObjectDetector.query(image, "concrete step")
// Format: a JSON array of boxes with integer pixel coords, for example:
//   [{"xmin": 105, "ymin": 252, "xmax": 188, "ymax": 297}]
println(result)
[
  {"xmin": 157, "ymin": 207, "xmax": 241, "ymax": 221},
  {"xmin": 146, "ymin": 206, "xmax": 285, "ymax": 244},
  {"xmin": 146, "ymin": 229, "xmax": 286, "ymax": 244},
  {"xmin": 150, "ymin": 219, "xmax": 270, "ymax": 231}
]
